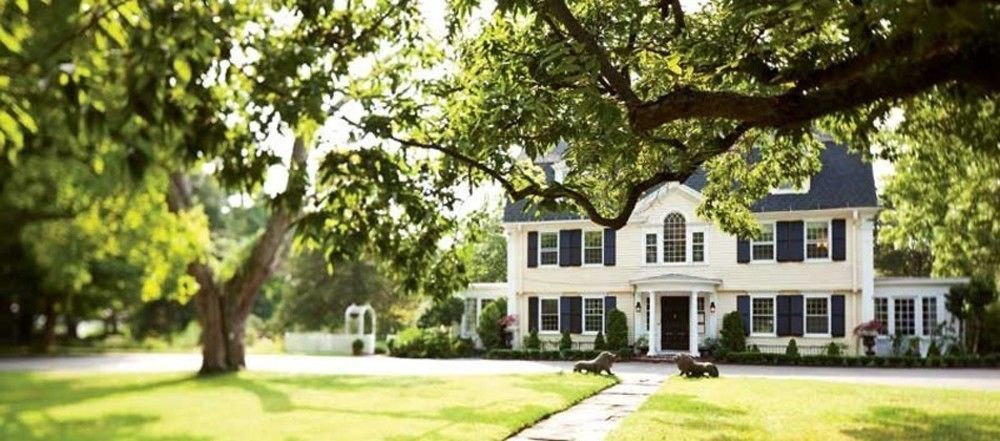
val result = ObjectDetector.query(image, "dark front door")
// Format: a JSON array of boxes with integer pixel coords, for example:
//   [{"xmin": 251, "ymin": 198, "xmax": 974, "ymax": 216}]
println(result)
[{"xmin": 661, "ymin": 296, "xmax": 689, "ymax": 351}]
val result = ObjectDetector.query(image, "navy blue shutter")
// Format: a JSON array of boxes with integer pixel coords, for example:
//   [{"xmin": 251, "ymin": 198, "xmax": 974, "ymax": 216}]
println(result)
[
  {"xmin": 570, "ymin": 230, "xmax": 582, "ymax": 266},
  {"xmin": 787, "ymin": 221, "xmax": 804, "ymax": 261},
  {"xmin": 832, "ymin": 219, "xmax": 846, "ymax": 261},
  {"xmin": 737, "ymin": 238, "xmax": 750, "ymax": 263},
  {"xmin": 831, "ymin": 295, "xmax": 846, "ymax": 337},
  {"xmin": 603, "ymin": 228, "xmax": 616, "ymax": 266},
  {"xmin": 737, "ymin": 295, "xmax": 751, "ymax": 336},
  {"xmin": 604, "ymin": 296, "xmax": 616, "ymax": 332},
  {"xmin": 776, "ymin": 296, "xmax": 791, "ymax": 336},
  {"xmin": 776, "ymin": 222, "xmax": 790, "ymax": 261},
  {"xmin": 789, "ymin": 295, "xmax": 804, "ymax": 336},
  {"xmin": 527, "ymin": 232, "xmax": 538, "ymax": 268},
  {"xmin": 569, "ymin": 297, "xmax": 582, "ymax": 334},
  {"xmin": 559, "ymin": 230, "xmax": 571, "ymax": 267},
  {"xmin": 559, "ymin": 297, "xmax": 572, "ymax": 332},
  {"xmin": 528, "ymin": 297, "xmax": 539, "ymax": 332}
]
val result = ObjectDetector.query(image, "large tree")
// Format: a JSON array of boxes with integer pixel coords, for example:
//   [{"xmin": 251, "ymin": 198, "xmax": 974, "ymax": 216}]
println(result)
[{"xmin": 361, "ymin": 0, "xmax": 999, "ymax": 237}]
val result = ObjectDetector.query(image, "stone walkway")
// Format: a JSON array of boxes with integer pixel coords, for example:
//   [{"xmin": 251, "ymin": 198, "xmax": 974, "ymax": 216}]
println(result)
[{"xmin": 508, "ymin": 372, "xmax": 665, "ymax": 441}]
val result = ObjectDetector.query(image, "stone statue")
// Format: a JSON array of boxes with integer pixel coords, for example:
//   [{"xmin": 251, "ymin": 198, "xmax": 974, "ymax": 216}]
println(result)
[
  {"xmin": 676, "ymin": 353, "xmax": 719, "ymax": 378},
  {"xmin": 573, "ymin": 351, "xmax": 619, "ymax": 375}
]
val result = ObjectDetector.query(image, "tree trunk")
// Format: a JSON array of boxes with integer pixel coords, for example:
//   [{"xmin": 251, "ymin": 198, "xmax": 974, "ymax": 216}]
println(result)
[
  {"xmin": 168, "ymin": 138, "xmax": 306, "ymax": 375},
  {"xmin": 37, "ymin": 298, "xmax": 56, "ymax": 353}
]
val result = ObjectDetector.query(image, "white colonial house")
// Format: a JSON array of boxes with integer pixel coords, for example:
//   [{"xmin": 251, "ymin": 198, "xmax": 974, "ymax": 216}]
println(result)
[{"xmin": 460, "ymin": 141, "xmax": 967, "ymax": 356}]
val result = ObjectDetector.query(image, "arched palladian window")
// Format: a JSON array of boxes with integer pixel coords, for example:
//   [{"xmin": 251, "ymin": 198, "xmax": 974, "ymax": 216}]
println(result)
[{"xmin": 663, "ymin": 212, "xmax": 687, "ymax": 263}]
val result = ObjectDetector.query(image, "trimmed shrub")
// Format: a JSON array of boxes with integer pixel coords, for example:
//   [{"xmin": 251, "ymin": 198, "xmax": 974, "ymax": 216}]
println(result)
[
  {"xmin": 486, "ymin": 348, "xmax": 632, "ymax": 361},
  {"xmin": 927, "ymin": 340, "xmax": 941, "ymax": 358},
  {"xmin": 476, "ymin": 298, "xmax": 508, "ymax": 350},
  {"xmin": 593, "ymin": 331, "xmax": 607, "ymax": 350},
  {"xmin": 715, "ymin": 352, "xmax": 1000, "ymax": 368},
  {"xmin": 559, "ymin": 331, "xmax": 573, "ymax": 350},
  {"xmin": 905, "ymin": 337, "xmax": 920, "ymax": 357},
  {"xmin": 524, "ymin": 328, "xmax": 541, "ymax": 350},
  {"xmin": 390, "ymin": 327, "xmax": 473, "ymax": 359},
  {"xmin": 719, "ymin": 312, "xmax": 746, "ymax": 352},
  {"xmin": 606, "ymin": 309, "xmax": 629, "ymax": 350},
  {"xmin": 785, "ymin": 339, "xmax": 799, "ymax": 357},
  {"xmin": 749, "ymin": 344, "xmax": 760, "ymax": 353},
  {"xmin": 826, "ymin": 342, "xmax": 842, "ymax": 356},
  {"xmin": 352, "ymin": 338, "xmax": 364, "ymax": 356}
]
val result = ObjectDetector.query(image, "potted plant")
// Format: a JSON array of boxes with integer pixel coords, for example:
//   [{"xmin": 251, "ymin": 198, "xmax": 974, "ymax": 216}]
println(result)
[
  {"xmin": 352, "ymin": 338, "xmax": 364, "ymax": 356},
  {"xmin": 853, "ymin": 320, "xmax": 882, "ymax": 356},
  {"xmin": 634, "ymin": 335, "xmax": 649, "ymax": 355}
]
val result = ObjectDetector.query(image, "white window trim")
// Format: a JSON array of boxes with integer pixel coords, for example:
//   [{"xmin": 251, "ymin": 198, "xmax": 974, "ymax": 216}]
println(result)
[
  {"xmin": 642, "ymin": 231, "xmax": 660, "ymax": 265},
  {"xmin": 803, "ymin": 294, "xmax": 832, "ymax": 338},
  {"xmin": 662, "ymin": 212, "xmax": 687, "ymax": 264},
  {"xmin": 689, "ymin": 227, "xmax": 708, "ymax": 265},
  {"xmin": 581, "ymin": 230, "xmax": 604, "ymax": 267},
  {"xmin": 772, "ymin": 179, "xmax": 811, "ymax": 195},
  {"xmin": 581, "ymin": 295, "xmax": 605, "ymax": 335},
  {"xmin": 804, "ymin": 219, "xmax": 833, "ymax": 262},
  {"xmin": 538, "ymin": 296, "xmax": 561, "ymax": 334},
  {"xmin": 538, "ymin": 232, "xmax": 559, "ymax": 267},
  {"xmin": 921, "ymin": 296, "xmax": 939, "ymax": 336},
  {"xmin": 750, "ymin": 222, "xmax": 777, "ymax": 263},
  {"xmin": 891, "ymin": 296, "xmax": 918, "ymax": 337},
  {"xmin": 750, "ymin": 294, "xmax": 777, "ymax": 337},
  {"xmin": 696, "ymin": 295, "xmax": 706, "ymax": 335}
]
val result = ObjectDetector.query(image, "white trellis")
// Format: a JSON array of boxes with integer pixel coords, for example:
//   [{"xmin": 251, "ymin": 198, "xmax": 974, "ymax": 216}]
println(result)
[{"xmin": 283, "ymin": 303, "xmax": 377, "ymax": 355}]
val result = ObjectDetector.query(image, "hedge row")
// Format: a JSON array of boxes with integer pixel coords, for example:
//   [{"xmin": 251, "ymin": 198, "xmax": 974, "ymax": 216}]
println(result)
[
  {"xmin": 485, "ymin": 349, "xmax": 632, "ymax": 361},
  {"xmin": 716, "ymin": 352, "xmax": 1000, "ymax": 368}
]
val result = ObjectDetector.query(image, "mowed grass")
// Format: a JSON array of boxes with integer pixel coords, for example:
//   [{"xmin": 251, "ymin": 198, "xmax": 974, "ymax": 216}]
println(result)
[
  {"xmin": 608, "ymin": 377, "xmax": 1000, "ymax": 441},
  {"xmin": 0, "ymin": 371, "xmax": 615, "ymax": 441}
]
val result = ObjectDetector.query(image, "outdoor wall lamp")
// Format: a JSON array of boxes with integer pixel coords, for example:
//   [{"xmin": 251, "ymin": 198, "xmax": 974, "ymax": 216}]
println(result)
[
  {"xmin": 709, "ymin": 301, "xmax": 716, "ymax": 314},
  {"xmin": 635, "ymin": 301, "xmax": 642, "ymax": 313}
]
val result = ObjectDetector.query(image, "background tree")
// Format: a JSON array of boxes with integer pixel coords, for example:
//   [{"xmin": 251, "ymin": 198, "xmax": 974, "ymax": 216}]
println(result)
[
  {"xmin": 459, "ymin": 208, "xmax": 508, "ymax": 283},
  {"xmin": 417, "ymin": 297, "xmax": 466, "ymax": 329}
]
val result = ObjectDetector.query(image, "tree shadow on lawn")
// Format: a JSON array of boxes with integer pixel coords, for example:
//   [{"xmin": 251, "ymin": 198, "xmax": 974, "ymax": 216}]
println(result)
[
  {"xmin": 218, "ymin": 375, "xmax": 445, "ymax": 413},
  {"xmin": 639, "ymin": 392, "xmax": 754, "ymax": 437},
  {"xmin": 843, "ymin": 406, "xmax": 1000, "ymax": 441},
  {"xmin": 0, "ymin": 412, "xmax": 211, "ymax": 441},
  {"xmin": 0, "ymin": 372, "xmax": 197, "ymax": 415}
]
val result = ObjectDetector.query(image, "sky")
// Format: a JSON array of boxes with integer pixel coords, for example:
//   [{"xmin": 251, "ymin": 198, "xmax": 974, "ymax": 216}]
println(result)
[{"xmin": 235, "ymin": 0, "xmax": 895, "ymax": 214}]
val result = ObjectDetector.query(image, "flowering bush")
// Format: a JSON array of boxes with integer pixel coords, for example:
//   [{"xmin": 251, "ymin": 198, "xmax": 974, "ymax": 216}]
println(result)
[{"xmin": 853, "ymin": 320, "xmax": 883, "ymax": 337}]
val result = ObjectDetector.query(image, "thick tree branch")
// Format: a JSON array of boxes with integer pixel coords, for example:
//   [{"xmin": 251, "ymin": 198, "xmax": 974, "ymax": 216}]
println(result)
[
  {"xmin": 541, "ymin": 0, "xmax": 640, "ymax": 105},
  {"xmin": 631, "ymin": 41, "xmax": 999, "ymax": 131}
]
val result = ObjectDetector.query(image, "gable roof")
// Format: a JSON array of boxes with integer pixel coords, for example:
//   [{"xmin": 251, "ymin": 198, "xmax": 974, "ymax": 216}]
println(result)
[{"xmin": 503, "ymin": 140, "xmax": 878, "ymax": 223}]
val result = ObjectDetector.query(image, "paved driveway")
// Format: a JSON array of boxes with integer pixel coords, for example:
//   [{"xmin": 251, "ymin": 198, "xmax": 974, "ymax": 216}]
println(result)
[{"xmin": 2, "ymin": 353, "xmax": 998, "ymax": 391}]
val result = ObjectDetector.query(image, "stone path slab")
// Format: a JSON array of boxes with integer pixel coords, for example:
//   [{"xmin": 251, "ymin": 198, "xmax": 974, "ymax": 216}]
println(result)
[{"xmin": 507, "ymin": 373, "xmax": 665, "ymax": 441}]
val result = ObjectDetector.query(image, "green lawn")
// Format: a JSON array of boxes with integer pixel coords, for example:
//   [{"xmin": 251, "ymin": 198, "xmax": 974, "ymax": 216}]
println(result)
[
  {"xmin": 608, "ymin": 377, "xmax": 1000, "ymax": 441},
  {"xmin": 0, "ymin": 371, "xmax": 614, "ymax": 441}
]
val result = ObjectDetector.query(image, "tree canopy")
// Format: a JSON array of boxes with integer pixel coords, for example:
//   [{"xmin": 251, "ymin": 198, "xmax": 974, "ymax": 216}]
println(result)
[{"xmin": 362, "ymin": 0, "xmax": 999, "ymax": 236}]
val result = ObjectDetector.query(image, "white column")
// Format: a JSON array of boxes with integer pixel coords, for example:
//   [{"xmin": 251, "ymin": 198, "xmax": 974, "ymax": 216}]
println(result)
[
  {"xmin": 689, "ymin": 291, "xmax": 700, "ymax": 357},
  {"xmin": 647, "ymin": 292, "xmax": 658, "ymax": 356},
  {"xmin": 860, "ymin": 218, "xmax": 875, "ymax": 321},
  {"xmin": 708, "ymin": 292, "xmax": 719, "ymax": 338},
  {"xmin": 505, "ymin": 227, "xmax": 521, "ymax": 348}
]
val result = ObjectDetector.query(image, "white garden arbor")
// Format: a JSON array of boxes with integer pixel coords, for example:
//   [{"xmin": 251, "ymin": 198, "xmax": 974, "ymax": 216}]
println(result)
[{"xmin": 283, "ymin": 303, "xmax": 377, "ymax": 355}]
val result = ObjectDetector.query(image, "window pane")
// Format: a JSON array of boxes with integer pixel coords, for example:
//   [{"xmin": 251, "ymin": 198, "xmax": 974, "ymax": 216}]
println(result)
[
  {"xmin": 584, "ymin": 231, "xmax": 602, "ymax": 247},
  {"xmin": 584, "ymin": 231, "xmax": 603, "ymax": 264},
  {"xmin": 894, "ymin": 298, "xmax": 915, "ymax": 336},
  {"xmin": 805, "ymin": 297, "xmax": 828, "ymax": 334},
  {"xmin": 806, "ymin": 221, "xmax": 829, "ymax": 259},
  {"xmin": 540, "ymin": 233, "xmax": 558, "ymax": 265},
  {"xmin": 662, "ymin": 213, "xmax": 686, "ymax": 263},
  {"xmin": 922, "ymin": 297, "xmax": 937, "ymax": 336},
  {"xmin": 463, "ymin": 299, "xmax": 477, "ymax": 334},
  {"xmin": 584, "ymin": 298, "xmax": 603, "ymax": 333},
  {"xmin": 874, "ymin": 298, "xmax": 888, "ymax": 335},
  {"xmin": 645, "ymin": 233, "xmax": 657, "ymax": 263},
  {"xmin": 752, "ymin": 224, "xmax": 774, "ymax": 260},
  {"xmin": 752, "ymin": 298, "xmax": 774, "ymax": 334},
  {"xmin": 692, "ymin": 231, "xmax": 705, "ymax": 262},
  {"xmin": 697, "ymin": 297, "xmax": 705, "ymax": 334},
  {"xmin": 540, "ymin": 299, "xmax": 559, "ymax": 331}
]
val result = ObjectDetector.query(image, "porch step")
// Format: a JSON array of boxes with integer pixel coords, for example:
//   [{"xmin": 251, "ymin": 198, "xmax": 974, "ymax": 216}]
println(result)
[{"xmin": 632, "ymin": 354, "xmax": 679, "ymax": 364}]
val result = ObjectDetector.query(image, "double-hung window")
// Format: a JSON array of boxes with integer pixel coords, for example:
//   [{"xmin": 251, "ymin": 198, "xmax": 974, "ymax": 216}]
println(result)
[
  {"xmin": 583, "ymin": 298, "xmax": 604, "ymax": 333},
  {"xmin": 805, "ymin": 221, "xmax": 830, "ymax": 260},
  {"xmin": 874, "ymin": 297, "xmax": 888, "ymax": 335},
  {"xmin": 691, "ymin": 231, "xmax": 705, "ymax": 263},
  {"xmin": 644, "ymin": 233, "xmax": 657, "ymax": 264},
  {"xmin": 462, "ymin": 298, "xmax": 478, "ymax": 335},
  {"xmin": 751, "ymin": 297, "xmax": 775, "ymax": 335},
  {"xmin": 539, "ymin": 232, "xmax": 559, "ymax": 266},
  {"xmin": 697, "ymin": 297, "xmax": 705, "ymax": 334},
  {"xmin": 540, "ymin": 298, "xmax": 559, "ymax": 332},
  {"xmin": 922, "ymin": 297, "xmax": 938, "ymax": 336},
  {"xmin": 583, "ymin": 231, "xmax": 603, "ymax": 265},
  {"xmin": 752, "ymin": 223, "xmax": 775, "ymax": 261},
  {"xmin": 894, "ymin": 298, "xmax": 915, "ymax": 336},
  {"xmin": 805, "ymin": 297, "xmax": 829, "ymax": 335}
]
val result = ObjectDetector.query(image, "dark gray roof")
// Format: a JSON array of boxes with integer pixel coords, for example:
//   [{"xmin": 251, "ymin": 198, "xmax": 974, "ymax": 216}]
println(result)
[{"xmin": 503, "ymin": 141, "xmax": 878, "ymax": 223}]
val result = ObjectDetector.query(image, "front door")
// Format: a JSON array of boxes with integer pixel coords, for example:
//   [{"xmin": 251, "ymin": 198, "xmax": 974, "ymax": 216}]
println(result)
[{"xmin": 660, "ymin": 296, "xmax": 689, "ymax": 351}]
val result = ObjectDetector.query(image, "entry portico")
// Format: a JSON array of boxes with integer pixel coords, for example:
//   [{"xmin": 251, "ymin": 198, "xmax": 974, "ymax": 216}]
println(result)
[{"xmin": 631, "ymin": 274, "xmax": 720, "ymax": 357}]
